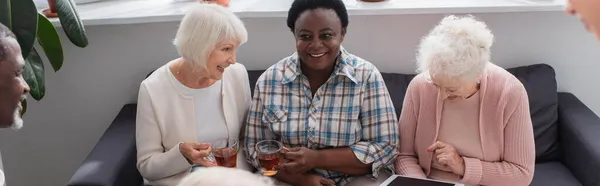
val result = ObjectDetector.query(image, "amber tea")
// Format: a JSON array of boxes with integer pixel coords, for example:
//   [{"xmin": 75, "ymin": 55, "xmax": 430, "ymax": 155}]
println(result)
[
  {"xmin": 210, "ymin": 138, "xmax": 239, "ymax": 168},
  {"xmin": 213, "ymin": 147, "xmax": 237, "ymax": 168},
  {"xmin": 256, "ymin": 140, "xmax": 283, "ymax": 176}
]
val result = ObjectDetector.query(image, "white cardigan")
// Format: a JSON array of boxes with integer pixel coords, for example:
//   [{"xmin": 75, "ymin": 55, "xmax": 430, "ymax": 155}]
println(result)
[{"xmin": 135, "ymin": 61, "xmax": 253, "ymax": 186}]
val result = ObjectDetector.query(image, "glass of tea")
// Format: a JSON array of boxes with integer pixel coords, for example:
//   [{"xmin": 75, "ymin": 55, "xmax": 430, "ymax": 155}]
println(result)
[
  {"xmin": 209, "ymin": 138, "xmax": 238, "ymax": 168},
  {"xmin": 255, "ymin": 140, "xmax": 284, "ymax": 176}
]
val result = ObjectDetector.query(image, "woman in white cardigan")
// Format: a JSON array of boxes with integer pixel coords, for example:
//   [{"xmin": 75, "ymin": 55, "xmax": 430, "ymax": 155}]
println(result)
[{"xmin": 135, "ymin": 3, "xmax": 252, "ymax": 185}]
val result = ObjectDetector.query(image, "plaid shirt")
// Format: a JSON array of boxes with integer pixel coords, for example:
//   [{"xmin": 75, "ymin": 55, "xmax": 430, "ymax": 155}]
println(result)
[{"xmin": 244, "ymin": 48, "xmax": 399, "ymax": 185}]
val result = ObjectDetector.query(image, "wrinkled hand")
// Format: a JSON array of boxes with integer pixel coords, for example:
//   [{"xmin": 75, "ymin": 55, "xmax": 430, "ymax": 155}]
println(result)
[
  {"xmin": 179, "ymin": 142, "xmax": 217, "ymax": 167},
  {"xmin": 279, "ymin": 147, "xmax": 319, "ymax": 175},
  {"xmin": 295, "ymin": 174, "xmax": 335, "ymax": 186},
  {"xmin": 428, "ymin": 141, "xmax": 465, "ymax": 176}
]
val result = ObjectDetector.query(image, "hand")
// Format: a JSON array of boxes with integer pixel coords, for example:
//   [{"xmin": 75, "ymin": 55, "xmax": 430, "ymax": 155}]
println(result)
[
  {"xmin": 428, "ymin": 141, "xmax": 465, "ymax": 176},
  {"xmin": 179, "ymin": 142, "xmax": 217, "ymax": 167},
  {"xmin": 295, "ymin": 174, "xmax": 335, "ymax": 186},
  {"xmin": 279, "ymin": 147, "xmax": 319, "ymax": 175}
]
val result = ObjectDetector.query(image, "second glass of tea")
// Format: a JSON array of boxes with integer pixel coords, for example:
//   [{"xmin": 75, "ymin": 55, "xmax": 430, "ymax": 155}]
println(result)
[
  {"xmin": 209, "ymin": 138, "xmax": 238, "ymax": 168},
  {"xmin": 256, "ymin": 140, "xmax": 284, "ymax": 176}
]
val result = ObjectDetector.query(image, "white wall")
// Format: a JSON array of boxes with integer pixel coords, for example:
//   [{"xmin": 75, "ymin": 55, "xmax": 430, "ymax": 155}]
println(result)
[{"xmin": 0, "ymin": 11, "xmax": 598, "ymax": 186}]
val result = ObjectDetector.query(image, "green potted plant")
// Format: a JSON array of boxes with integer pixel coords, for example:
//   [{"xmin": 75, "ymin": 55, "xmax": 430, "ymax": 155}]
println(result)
[{"xmin": 0, "ymin": 0, "xmax": 89, "ymax": 114}]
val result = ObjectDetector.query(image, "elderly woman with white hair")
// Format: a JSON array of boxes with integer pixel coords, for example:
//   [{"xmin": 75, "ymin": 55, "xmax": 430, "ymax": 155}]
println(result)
[
  {"xmin": 395, "ymin": 15, "xmax": 535, "ymax": 186},
  {"xmin": 135, "ymin": 3, "xmax": 252, "ymax": 186}
]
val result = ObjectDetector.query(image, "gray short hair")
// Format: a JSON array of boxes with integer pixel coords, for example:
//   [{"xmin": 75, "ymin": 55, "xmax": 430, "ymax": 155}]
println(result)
[
  {"xmin": 177, "ymin": 167, "xmax": 275, "ymax": 186},
  {"xmin": 0, "ymin": 23, "xmax": 16, "ymax": 61},
  {"xmin": 416, "ymin": 15, "xmax": 494, "ymax": 82},
  {"xmin": 173, "ymin": 3, "xmax": 248, "ymax": 69}
]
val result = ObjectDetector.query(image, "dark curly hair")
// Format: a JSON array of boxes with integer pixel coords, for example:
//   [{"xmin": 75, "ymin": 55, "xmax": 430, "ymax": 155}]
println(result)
[
  {"xmin": 286, "ymin": 0, "xmax": 349, "ymax": 32},
  {"xmin": 0, "ymin": 23, "xmax": 17, "ymax": 61}
]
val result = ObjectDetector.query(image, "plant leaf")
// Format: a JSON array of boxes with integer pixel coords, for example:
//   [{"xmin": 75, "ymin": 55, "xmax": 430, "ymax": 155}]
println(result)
[
  {"xmin": 24, "ymin": 49, "xmax": 45, "ymax": 100},
  {"xmin": 8, "ymin": 0, "xmax": 38, "ymax": 58},
  {"xmin": 36, "ymin": 13, "xmax": 64, "ymax": 72},
  {"xmin": 0, "ymin": 0, "xmax": 9, "ymax": 26},
  {"xmin": 56, "ymin": 0, "xmax": 88, "ymax": 48}
]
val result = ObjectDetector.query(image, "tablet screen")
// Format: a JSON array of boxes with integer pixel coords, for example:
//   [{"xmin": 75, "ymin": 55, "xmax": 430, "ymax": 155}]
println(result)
[{"xmin": 388, "ymin": 176, "xmax": 456, "ymax": 186}]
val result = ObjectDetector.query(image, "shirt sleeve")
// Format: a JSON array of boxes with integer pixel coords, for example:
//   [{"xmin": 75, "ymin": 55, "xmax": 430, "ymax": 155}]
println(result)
[
  {"xmin": 350, "ymin": 67, "xmax": 399, "ymax": 178},
  {"xmin": 244, "ymin": 83, "xmax": 276, "ymax": 169}
]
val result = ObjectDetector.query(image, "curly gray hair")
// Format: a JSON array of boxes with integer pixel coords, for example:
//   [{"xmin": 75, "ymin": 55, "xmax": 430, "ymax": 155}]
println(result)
[{"xmin": 416, "ymin": 15, "xmax": 494, "ymax": 82}]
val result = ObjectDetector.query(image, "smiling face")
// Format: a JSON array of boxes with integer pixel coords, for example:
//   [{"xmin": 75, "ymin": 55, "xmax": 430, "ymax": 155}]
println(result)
[
  {"xmin": 565, "ymin": 0, "xmax": 600, "ymax": 40},
  {"xmin": 204, "ymin": 40, "xmax": 239, "ymax": 80},
  {"xmin": 0, "ymin": 38, "xmax": 29, "ymax": 129},
  {"xmin": 294, "ymin": 8, "xmax": 346, "ymax": 71}
]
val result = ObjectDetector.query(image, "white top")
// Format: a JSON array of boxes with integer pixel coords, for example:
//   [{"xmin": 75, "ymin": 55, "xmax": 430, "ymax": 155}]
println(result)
[
  {"xmin": 136, "ymin": 60, "xmax": 252, "ymax": 186},
  {"xmin": 192, "ymin": 82, "xmax": 229, "ymax": 143},
  {"xmin": 168, "ymin": 71, "xmax": 229, "ymax": 143}
]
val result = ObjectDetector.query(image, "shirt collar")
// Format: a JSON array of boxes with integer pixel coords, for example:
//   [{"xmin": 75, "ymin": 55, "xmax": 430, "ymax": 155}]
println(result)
[{"xmin": 282, "ymin": 46, "xmax": 358, "ymax": 84}]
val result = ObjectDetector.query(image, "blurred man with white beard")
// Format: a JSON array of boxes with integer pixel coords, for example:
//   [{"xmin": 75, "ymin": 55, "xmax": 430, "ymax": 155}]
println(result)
[{"xmin": 0, "ymin": 23, "xmax": 30, "ymax": 130}]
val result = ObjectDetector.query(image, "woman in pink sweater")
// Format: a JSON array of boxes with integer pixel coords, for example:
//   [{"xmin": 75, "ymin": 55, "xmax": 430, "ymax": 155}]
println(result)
[{"xmin": 395, "ymin": 15, "xmax": 535, "ymax": 186}]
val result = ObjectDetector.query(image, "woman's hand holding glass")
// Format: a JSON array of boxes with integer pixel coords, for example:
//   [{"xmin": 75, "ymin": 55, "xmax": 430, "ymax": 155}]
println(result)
[{"xmin": 179, "ymin": 142, "xmax": 218, "ymax": 167}]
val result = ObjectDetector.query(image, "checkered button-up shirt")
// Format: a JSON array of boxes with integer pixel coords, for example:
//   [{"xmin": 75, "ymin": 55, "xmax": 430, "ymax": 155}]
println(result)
[{"xmin": 244, "ymin": 49, "xmax": 398, "ymax": 185}]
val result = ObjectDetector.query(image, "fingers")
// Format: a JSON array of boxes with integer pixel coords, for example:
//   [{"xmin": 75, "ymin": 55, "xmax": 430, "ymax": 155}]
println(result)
[
  {"xmin": 320, "ymin": 178, "xmax": 335, "ymax": 186},
  {"xmin": 284, "ymin": 151, "xmax": 302, "ymax": 160},
  {"xmin": 197, "ymin": 158, "xmax": 217, "ymax": 167},
  {"xmin": 287, "ymin": 147, "xmax": 301, "ymax": 152},
  {"xmin": 436, "ymin": 153, "xmax": 445, "ymax": 161},
  {"xmin": 438, "ymin": 156, "xmax": 450, "ymax": 166},
  {"xmin": 196, "ymin": 148, "xmax": 212, "ymax": 157},
  {"xmin": 279, "ymin": 162, "xmax": 301, "ymax": 173},
  {"xmin": 427, "ymin": 141, "xmax": 446, "ymax": 152},
  {"xmin": 190, "ymin": 148, "xmax": 212, "ymax": 162},
  {"xmin": 437, "ymin": 153, "xmax": 459, "ymax": 166},
  {"xmin": 282, "ymin": 146, "xmax": 291, "ymax": 152},
  {"xmin": 435, "ymin": 146, "xmax": 455, "ymax": 157},
  {"xmin": 193, "ymin": 143, "xmax": 211, "ymax": 150},
  {"xmin": 434, "ymin": 148, "xmax": 445, "ymax": 156}
]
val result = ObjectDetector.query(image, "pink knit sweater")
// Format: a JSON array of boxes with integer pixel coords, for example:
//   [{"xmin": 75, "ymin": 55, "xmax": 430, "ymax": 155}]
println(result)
[{"xmin": 395, "ymin": 63, "xmax": 536, "ymax": 186}]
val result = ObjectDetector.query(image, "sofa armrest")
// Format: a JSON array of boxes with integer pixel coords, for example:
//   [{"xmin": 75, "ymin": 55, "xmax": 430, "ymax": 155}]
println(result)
[
  {"xmin": 67, "ymin": 104, "xmax": 142, "ymax": 186},
  {"xmin": 558, "ymin": 93, "xmax": 600, "ymax": 186}
]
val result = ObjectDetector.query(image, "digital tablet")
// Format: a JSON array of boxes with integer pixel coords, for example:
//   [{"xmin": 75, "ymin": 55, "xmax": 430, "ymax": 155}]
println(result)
[{"xmin": 379, "ymin": 175, "xmax": 465, "ymax": 186}]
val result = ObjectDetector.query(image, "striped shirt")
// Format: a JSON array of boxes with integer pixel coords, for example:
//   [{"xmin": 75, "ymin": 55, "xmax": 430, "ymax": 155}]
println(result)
[{"xmin": 244, "ymin": 48, "xmax": 399, "ymax": 185}]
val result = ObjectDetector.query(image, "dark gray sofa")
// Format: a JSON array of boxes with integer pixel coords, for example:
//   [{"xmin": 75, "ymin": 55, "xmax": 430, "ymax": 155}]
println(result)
[{"xmin": 67, "ymin": 64, "xmax": 599, "ymax": 186}]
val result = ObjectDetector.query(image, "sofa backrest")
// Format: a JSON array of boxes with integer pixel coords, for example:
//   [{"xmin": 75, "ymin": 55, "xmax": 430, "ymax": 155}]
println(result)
[
  {"xmin": 247, "ymin": 63, "xmax": 560, "ymax": 163},
  {"xmin": 506, "ymin": 64, "xmax": 560, "ymax": 162}
]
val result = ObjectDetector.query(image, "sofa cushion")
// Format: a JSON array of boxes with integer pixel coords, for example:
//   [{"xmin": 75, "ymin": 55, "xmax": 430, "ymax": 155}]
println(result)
[
  {"xmin": 506, "ymin": 64, "xmax": 560, "ymax": 162},
  {"xmin": 248, "ymin": 70, "xmax": 265, "ymax": 97},
  {"xmin": 531, "ymin": 162, "xmax": 582, "ymax": 186},
  {"xmin": 380, "ymin": 73, "xmax": 416, "ymax": 119}
]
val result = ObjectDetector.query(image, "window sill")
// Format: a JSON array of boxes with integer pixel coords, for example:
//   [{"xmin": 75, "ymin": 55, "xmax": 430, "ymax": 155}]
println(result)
[{"xmin": 43, "ymin": 0, "xmax": 566, "ymax": 27}]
